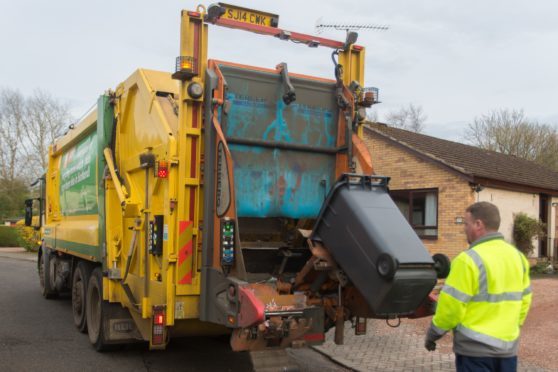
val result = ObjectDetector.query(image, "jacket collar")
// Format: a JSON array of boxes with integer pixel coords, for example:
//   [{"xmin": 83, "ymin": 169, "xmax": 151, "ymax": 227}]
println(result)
[{"xmin": 468, "ymin": 232, "xmax": 504, "ymax": 250}]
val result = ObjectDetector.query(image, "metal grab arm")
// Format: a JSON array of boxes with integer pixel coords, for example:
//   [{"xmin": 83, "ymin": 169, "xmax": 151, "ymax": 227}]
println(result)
[{"xmin": 103, "ymin": 148, "xmax": 128, "ymax": 206}]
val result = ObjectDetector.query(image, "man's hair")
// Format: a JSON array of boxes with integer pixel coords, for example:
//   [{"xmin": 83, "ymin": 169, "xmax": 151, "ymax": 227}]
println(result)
[{"xmin": 466, "ymin": 202, "xmax": 501, "ymax": 231}]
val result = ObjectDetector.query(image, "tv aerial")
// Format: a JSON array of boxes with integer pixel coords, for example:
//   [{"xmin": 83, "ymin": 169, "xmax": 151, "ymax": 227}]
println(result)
[{"xmin": 315, "ymin": 17, "xmax": 390, "ymax": 35}]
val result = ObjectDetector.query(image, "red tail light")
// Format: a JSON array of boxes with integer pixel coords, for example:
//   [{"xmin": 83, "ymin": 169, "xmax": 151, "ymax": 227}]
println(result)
[
  {"xmin": 156, "ymin": 161, "xmax": 169, "ymax": 178},
  {"xmin": 152, "ymin": 306, "xmax": 166, "ymax": 346},
  {"xmin": 155, "ymin": 314, "xmax": 164, "ymax": 325}
]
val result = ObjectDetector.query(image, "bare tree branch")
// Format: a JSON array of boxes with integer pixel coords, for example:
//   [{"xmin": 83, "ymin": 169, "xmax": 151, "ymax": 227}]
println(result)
[
  {"xmin": 385, "ymin": 103, "xmax": 427, "ymax": 133},
  {"xmin": 366, "ymin": 109, "xmax": 378, "ymax": 123},
  {"xmin": 0, "ymin": 88, "xmax": 72, "ymax": 182},
  {"xmin": 0, "ymin": 89, "xmax": 25, "ymax": 182},
  {"xmin": 464, "ymin": 108, "xmax": 558, "ymax": 171},
  {"xmin": 20, "ymin": 90, "xmax": 72, "ymax": 178}
]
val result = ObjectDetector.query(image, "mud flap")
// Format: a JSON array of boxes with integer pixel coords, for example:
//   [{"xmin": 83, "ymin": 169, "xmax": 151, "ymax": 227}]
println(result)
[{"xmin": 103, "ymin": 302, "xmax": 143, "ymax": 343}]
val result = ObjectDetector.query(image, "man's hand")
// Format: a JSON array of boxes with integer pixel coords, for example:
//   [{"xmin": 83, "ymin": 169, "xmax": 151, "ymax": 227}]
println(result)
[
  {"xmin": 424, "ymin": 339, "xmax": 436, "ymax": 351},
  {"xmin": 424, "ymin": 322, "xmax": 446, "ymax": 352}
]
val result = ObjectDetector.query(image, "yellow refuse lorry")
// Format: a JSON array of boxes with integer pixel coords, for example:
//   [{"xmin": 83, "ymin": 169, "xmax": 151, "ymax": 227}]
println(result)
[{"xmin": 25, "ymin": 3, "xmax": 446, "ymax": 352}]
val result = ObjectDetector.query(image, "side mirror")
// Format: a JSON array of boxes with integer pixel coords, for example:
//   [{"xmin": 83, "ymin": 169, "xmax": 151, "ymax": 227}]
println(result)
[
  {"xmin": 24, "ymin": 199, "xmax": 34, "ymax": 226},
  {"xmin": 24, "ymin": 198, "xmax": 42, "ymax": 229}
]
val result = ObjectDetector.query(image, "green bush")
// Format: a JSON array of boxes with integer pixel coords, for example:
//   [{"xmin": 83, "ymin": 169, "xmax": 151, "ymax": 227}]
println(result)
[
  {"xmin": 513, "ymin": 213, "xmax": 545, "ymax": 256},
  {"xmin": 0, "ymin": 225, "xmax": 22, "ymax": 247},
  {"xmin": 14, "ymin": 221, "xmax": 41, "ymax": 251},
  {"xmin": 530, "ymin": 261, "xmax": 553, "ymax": 275},
  {"xmin": 0, "ymin": 224, "xmax": 40, "ymax": 250}
]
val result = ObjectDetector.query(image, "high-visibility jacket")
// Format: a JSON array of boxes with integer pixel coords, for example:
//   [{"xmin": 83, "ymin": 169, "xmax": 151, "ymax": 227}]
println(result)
[{"xmin": 430, "ymin": 232, "xmax": 532, "ymax": 357}]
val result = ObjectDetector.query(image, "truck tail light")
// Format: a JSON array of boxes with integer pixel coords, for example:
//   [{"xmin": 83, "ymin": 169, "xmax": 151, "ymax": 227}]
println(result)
[
  {"xmin": 151, "ymin": 305, "xmax": 167, "ymax": 347},
  {"xmin": 155, "ymin": 161, "xmax": 168, "ymax": 178}
]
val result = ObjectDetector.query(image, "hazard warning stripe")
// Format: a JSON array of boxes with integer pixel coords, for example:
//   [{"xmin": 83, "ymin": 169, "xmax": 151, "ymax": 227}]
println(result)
[{"xmin": 177, "ymin": 221, "xmax": 193, "ymax": 285}]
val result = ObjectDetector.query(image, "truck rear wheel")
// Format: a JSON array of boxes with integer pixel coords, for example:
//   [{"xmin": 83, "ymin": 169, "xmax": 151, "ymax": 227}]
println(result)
[
  {"xmin": 39, "ymin": 247, "xmax": 57, "ymax": 299},
  {"xmin": 86, "ymin": 267, "xmax": 111, "ymax": 351},
  {"xmin": 72, "ymin": 261, "xmax": 92, "ymax": 333}
]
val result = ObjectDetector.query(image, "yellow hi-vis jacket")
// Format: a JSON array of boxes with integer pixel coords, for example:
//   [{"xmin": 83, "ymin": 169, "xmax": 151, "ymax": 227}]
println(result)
[{"xmin": 429, "ymin": 232, "xmax": 532, "ymax": 357}]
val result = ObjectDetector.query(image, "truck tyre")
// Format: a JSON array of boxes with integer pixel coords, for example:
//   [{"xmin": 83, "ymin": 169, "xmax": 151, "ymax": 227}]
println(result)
[
  {"xmin": 72, "ymin": 261, "xmax": 92, "ymax": 333},
  {"xmin": 86, "ymin": 267, "xmax": 111, "ymax": 351},
  {"xmin": 39, "ymin": 247, "xmax": 57, "ymax": 299}
]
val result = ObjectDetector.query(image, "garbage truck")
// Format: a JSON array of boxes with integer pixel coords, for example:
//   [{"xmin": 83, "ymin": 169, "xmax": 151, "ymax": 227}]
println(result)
[{"xmin": 25, "ymin": 3, "xmax": 448, "ymax": 353}]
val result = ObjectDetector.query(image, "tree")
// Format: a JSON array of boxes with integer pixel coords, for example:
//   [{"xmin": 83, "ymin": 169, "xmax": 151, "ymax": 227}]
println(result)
[
  {"xmin": 366, "ymin": 109, "xmax": 378, "ymax": 123},
  {"xmin": 21, "ymin": 90, "xmax": 71, "ymax": 175},
  {"xmin": 0, "ymin": 88, "xmax": 71, "ymax": 182},
  {"xmin": 513, "ymin": 212, "xmax": 545, "ymax": 256},
  {"xmin": 464, "ymin": 109, "xmax": 558, "ymax": 171},
  {"xmin": 385, "ymin": 103, "xmax": 427, "ymax": 133},
  {"xmin": 0, "ymin": 88, "xmax": 72, "ymax": 220},
  {"xmin": 0, "ymin": 178, "xmax": 29, "ymax": 220},
  {"xmin": 0, "ymin": 89, "xmax": 25, "ymax": 182}
]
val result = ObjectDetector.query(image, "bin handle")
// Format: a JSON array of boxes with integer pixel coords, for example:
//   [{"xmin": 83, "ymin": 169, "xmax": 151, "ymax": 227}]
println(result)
[{"xmin": 341, "ymin": 173, "xmax": 390, "ymax": 187}]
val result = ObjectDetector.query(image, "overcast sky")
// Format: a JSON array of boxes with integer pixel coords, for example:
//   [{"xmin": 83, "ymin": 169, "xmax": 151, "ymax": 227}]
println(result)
[{"xmin": 2, "ymin": 0, "xmax": 557, "ymax": 141}]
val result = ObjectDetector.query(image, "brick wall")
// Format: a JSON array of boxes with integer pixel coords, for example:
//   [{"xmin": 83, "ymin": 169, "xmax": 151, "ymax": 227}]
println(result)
[{"xmin": 363, "ymin": 131, "xmax": 475, "ymax": 259}]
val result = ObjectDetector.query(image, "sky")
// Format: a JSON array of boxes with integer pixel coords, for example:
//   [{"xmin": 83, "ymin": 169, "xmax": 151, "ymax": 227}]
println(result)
[{"xmin": 1, "ymin": 0, "xmax": 557, "ymax": 141}]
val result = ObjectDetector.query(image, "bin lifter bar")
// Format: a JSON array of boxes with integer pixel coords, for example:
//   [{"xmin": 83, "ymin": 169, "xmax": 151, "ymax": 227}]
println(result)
[
  {"xmin": 208, "ymin": 17, "xmax": 362, "ymax": 51},
  {"xmin": 103, "ymin": 148, "xmax": 128, "ymax": 206}
]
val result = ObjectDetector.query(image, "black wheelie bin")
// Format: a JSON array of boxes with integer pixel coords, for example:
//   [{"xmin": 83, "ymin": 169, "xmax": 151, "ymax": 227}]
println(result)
[{"xmin": 310, "ymin": 174, "xmax": 438, "ymax": 317}]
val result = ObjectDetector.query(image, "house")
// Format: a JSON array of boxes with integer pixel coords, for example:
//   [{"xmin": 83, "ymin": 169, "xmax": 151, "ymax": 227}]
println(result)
[{"xmin": 363, "ymin": 122, "xmax": 558, "ymax": 259}]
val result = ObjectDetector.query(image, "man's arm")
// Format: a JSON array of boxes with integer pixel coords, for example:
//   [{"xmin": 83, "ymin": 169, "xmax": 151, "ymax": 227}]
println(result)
[{"xmin": 425, "ymin": 253, "xmax": 478, "ymax": 349}]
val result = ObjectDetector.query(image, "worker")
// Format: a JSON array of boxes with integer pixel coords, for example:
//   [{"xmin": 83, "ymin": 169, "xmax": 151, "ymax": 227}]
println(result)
[{"xmin": 424, "ymin": 202, "xmax": 532, "ymax": 371}]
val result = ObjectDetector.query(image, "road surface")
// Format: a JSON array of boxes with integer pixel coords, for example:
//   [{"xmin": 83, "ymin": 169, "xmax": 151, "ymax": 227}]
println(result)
[{"xmin": 0, "ymin": 251, "xmax": 347, "ymax": 372}]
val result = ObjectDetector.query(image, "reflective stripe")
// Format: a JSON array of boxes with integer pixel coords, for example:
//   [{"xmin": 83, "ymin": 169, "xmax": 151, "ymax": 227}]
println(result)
[
  {"xmin": 465, "ymin": 249, "xmax": 487, "ymax": 293},
  {"xmin": 523, "ymin": 286, "xmax": 532, "ymax": 296},
  {"xmin": 472, "ymin": 292, "xmax": 523, "ymax": 302},
  {"xmin": 465, "ymin": 248, "xmax": 524, "ymax": 303},
  {"xmin": 456, "ymin": 324, "xmax": 518, "ymax": 351},
  {"xmin": 442, "ymin": 284, "xmax": 472, "ymax": 303},
  {"xmin": 430, "ymin": 322, "xmax": 447, "ymax": 337}
]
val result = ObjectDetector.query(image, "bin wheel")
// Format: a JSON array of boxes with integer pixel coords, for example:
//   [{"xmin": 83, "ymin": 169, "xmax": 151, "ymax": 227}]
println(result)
[
  {"xmin": 433, "ymin": 253, "xmax": 451, "ymax": 279},
  {"xmin": 86, "ymin": 267, "xmax": 112, "ymax": 351},
  {"xmin": 72, "ymin": 261, "xmax": 92, "ymax": 333},
  {"xmin": 39, "ymin": 247, "xmax": 57, "ymax": 299},
  {"xmin": 377, "ymin": 253, "xmax": 398, "ymax": 280}
]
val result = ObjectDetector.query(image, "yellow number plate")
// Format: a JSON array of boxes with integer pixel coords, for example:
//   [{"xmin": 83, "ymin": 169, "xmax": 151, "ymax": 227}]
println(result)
[{"xmin": 219, "ymin": 3, "xmax": 279, "ymax": 28}]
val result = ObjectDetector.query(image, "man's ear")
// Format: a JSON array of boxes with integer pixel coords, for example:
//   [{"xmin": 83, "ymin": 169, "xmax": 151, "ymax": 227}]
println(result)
[{"xmin": 475, "ymin": 219, "xmax": 486, "ymax": 231}]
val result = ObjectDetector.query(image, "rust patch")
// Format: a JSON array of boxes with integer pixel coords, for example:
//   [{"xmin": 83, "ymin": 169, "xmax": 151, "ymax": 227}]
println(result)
[{"xmin": 277, "ymin": 175, "xmax": 286, "ymax": 202}]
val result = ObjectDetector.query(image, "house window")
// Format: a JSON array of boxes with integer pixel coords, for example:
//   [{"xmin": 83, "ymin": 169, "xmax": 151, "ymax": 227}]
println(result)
[{"xmin": 390, "ymin": 188, "xmax": 438, "ymax": 239}]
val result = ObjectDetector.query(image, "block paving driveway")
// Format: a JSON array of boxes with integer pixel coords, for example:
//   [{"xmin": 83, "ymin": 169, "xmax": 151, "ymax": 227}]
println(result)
[{"xmin": 316, "ymin": 276, "xmax": 557, "ymax": 372}]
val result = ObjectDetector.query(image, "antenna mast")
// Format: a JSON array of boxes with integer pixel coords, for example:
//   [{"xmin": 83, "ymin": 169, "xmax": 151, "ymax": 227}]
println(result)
[{"xmin": 315, "ymin": 18, "xmax": 389, "ymax": 34}]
